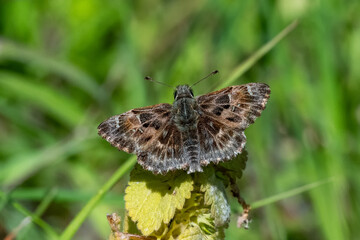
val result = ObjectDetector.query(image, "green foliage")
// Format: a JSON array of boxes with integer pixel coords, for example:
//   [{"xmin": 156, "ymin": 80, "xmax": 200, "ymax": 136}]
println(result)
[
  {"xmin": 0, "ymin": 72, "xmax": 84, "ymax": 127},
  {"xmin": 1, "ymin": 1, "xmax": 359, "ymax": 239}
]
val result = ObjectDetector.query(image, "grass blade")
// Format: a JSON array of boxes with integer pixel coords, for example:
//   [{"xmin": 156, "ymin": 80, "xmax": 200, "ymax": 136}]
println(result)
[
  {"xmin": 60, "ymin": 156, "xmax": 137, "ymax": 240},
  {"xmin": 0, "ymin": 132, "xmax": 92, "ymax": 189},
  {"xmin": 0, "ymin": 39, "xmax": 107, "ymax": 103},
  {"xmin": 0, "ymin": 72, "xmax": 84, "ymax": 127},
  {"xmin": 7, "ymin": 188, "xmax": 123, "ymax": 205},
  {"xmin": 7, "ymin": 188, "xmax": 58, "ymax": 239},
  {"xmin": 12, "ymin": 201, "xmax": 59, "ymax": 240},
  {"xmin": 217, "ymin": 20, "xmax": 299, "ymax": 89},
  {"xmin": 249, "ymin": 178, "xmax": 334, "ymax": 210}
]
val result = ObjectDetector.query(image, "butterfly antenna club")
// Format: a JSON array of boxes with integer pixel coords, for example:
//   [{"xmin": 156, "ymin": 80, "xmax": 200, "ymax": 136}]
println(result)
[
  {"xmin": 145, "ymin": 76, "xmax": 174, "ymax": 88},
  {"xmin": 190, "ymin": 70, "xmax": 219, "ymax": 87}
]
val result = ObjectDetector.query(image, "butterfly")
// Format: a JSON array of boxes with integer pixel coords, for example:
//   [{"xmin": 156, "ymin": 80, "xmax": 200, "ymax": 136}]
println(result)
[{"xmin": 98, "ymin": 78, "xmax": 270, "ymax": 174}]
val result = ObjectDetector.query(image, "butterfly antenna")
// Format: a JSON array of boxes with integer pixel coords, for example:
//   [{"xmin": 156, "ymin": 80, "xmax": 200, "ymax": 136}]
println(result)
[
  {"xmin": 190, "ymin": 70, "xmax": 219, "ymax": 87},
  {"xmin": 144, "ymin": 76, "xmax": 174, "ymax": 88}
]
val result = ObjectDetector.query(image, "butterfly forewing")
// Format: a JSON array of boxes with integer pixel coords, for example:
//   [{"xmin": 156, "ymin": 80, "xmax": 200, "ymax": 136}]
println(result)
[
  {"xmin": 98, "ymin": 103, "xmax": 187, "ymax": 174},
  {"xmin": 98, "ymin": 103, "xmax": 172, "ymax": 154},
  {"xmin": 196, "ymin": 83, "xmax": 270, "ymax": 129}
]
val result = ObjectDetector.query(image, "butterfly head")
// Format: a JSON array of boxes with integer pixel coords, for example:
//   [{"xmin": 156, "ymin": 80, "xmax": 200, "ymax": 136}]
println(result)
[{"xmin": 173, "ymin": 85, "xmax": 194, "ymax": 100}]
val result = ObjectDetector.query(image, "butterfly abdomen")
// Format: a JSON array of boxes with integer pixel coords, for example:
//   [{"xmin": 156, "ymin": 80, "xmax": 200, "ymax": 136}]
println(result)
[{"xmin": 182, "ymin": 128, "xmax": 202, "ymax": 173}]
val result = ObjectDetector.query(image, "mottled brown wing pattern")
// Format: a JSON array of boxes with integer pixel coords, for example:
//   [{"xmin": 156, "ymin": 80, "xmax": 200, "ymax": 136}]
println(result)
[
  {"xmin": 197, "ymin": 83, "xmax": 271, "ymax": 129},
  {"xmin": 195, "ymin": 83, "xmax": 270, "ymax": 165},
  {"xmin": 140, "ymin": 121, "xmax": 185, "ymax": 173},
  {"xmin": 196, "ymin": 115, "xmax": 247, "ymax": 165},
  {"xmin": 98, "ymin": 103, "xmax": 187, "ymax": 174},
  {"xmin": 98, "ymin": 104, "xmax": 171, "ymax": 169},
  {"xmin": 98, "ymin": 83, "xmax": 270, "ymax": 174}
]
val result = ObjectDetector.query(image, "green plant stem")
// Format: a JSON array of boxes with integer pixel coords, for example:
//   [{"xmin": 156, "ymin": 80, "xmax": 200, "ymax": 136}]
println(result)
[
  {"xmin": 34, "ymin": 188, "xmax": 58, "ymax": 216},
  {"xmin": 0, "ymin": 190, "xmax": 9, "ymax": 212},
  {"xmin": 60, "ymin": 156, "xmax": 137, "ymax": 240},
  {"xmin": 7, "ymin": 188, "xmax": 124, "ymax": 204},
  {"xmin": 218, "ymin": 20, "xmax": 298, "ymax": 89},
  {"xmin": 12, "ymin": 202, "xmax": 59, "ymax": 240},
  {"xmin": 7, "ymin": 188, "xmax": 58, "ymax": 239}
]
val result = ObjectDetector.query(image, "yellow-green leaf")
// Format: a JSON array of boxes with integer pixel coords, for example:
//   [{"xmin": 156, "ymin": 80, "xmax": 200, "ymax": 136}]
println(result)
[
  {"xmin": 176, "ymin": 225, "xmax": 203, "ymax": 240},
  {"xmin": 176, "ymin": 213, "xmax": 225, "ymax": 240},
  {"xmin": 125, "ymin": 165, "xmax": 193, "ymax": 236}
]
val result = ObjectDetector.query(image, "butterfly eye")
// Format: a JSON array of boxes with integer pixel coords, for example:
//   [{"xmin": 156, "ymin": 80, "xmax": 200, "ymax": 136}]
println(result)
[
  {"xmin": 189, "ymin": 89, "xmax": 194, "ymax": 97},
  {"xmin": 174, "ymin": 90, "xmax": 178, "ymax": 99}
]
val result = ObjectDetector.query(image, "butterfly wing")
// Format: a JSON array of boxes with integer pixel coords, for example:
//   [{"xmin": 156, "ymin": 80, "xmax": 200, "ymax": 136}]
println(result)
[
  {"xmin": 195, "ymin": 83, "xmax": 270, "ymax": 165},
  {"xmin": 98, "ymin": 83, "xmax": 270, "ymax": 174},
  {"xmin": 98, "ymin": 103, "xmax": 185, "ymax": 174}
]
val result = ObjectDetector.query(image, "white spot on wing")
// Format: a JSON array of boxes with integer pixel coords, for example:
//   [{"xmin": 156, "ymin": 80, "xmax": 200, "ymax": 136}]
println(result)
[
  {"xmin": 247, "ymin": 85, "xmax": 254, "ymax": 96},
  {"xmin": 162, "ymin": 129, "xmax": 168, "ymax": 138}
]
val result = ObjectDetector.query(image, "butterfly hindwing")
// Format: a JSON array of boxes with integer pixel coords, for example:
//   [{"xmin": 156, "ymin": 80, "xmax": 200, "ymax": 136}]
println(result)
[
  {"xmin": 196, "ymin": 115, "xmax": 246, "ymax": 165},
  {"xmin": 138, "ymin": 121, "xmax": 185, "ymax": 174}
]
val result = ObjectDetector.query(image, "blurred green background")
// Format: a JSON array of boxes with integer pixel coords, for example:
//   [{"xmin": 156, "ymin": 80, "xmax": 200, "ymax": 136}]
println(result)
[{"xmin": 0, "ymin": 0, "xmax": 359, "ymax": 239}]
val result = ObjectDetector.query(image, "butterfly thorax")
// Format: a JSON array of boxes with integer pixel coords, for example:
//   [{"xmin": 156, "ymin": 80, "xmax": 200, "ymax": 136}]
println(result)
[
  {"xmin": 172, "ymin": 85, "xmax": 200, "ymax": 127},
  {"xmin": 172, "ymin": 98, "xmax": 200, "ymax": 126}
]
